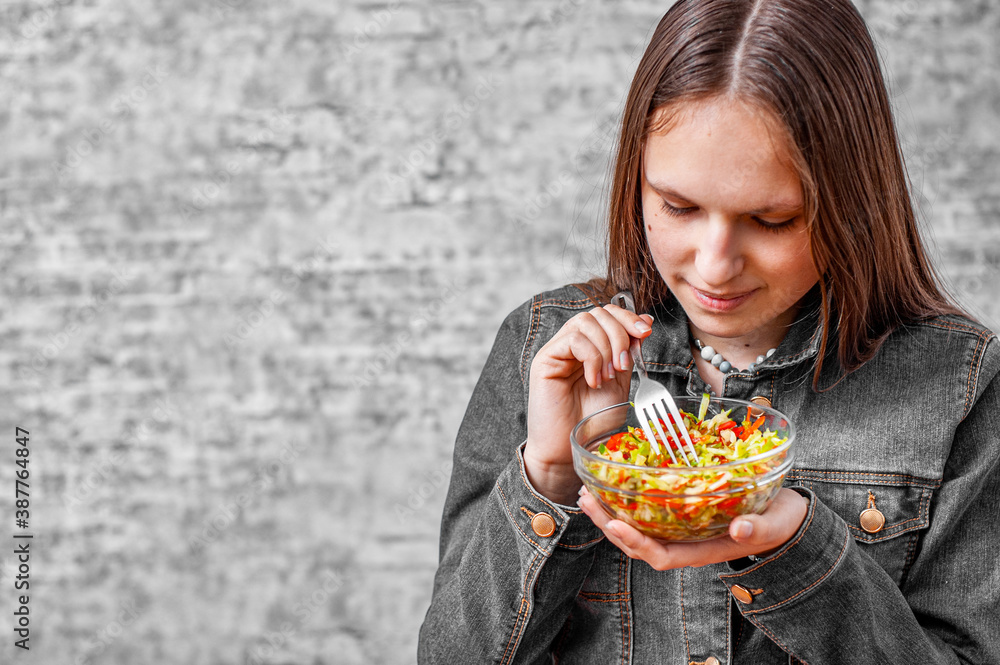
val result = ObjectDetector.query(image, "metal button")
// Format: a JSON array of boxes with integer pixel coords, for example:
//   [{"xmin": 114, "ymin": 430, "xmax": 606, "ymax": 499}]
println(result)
[
  {"xmin": 705, "ymin": 657, "xmax": 721, "ymax": 665},
  {"xmin": 860, "ymin": 490, "xmax": 885, "ymax": 534},
  {"xmin": 749, "ymin": 395, "xmax": 771, "ymax": 418},
  {"xmin": 860, "ymin": 508, "xmax": 885, "ymax": 533},
  {"xmin": 531, "ymin": 512, "xmax": 556, "ymax": 537},
  {"xmin": 731, "ymin": 584, "xmax": 754, "ymax": 604}
]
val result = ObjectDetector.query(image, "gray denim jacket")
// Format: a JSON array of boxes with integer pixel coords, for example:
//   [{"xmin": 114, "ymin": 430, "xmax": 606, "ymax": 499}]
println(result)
[{"xmin": 418, "ymin": 284, "xmax": 1000, "ymax": 664}]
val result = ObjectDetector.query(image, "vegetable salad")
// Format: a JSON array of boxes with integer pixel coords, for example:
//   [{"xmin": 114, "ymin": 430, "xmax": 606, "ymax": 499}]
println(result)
[{"xmin": 580, "ymin": 394, "xmax": 791, "ymax": 541}]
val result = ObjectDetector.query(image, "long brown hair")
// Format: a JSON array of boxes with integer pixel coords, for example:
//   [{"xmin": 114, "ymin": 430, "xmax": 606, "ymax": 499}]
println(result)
[{"xmin": 573, "ymin": 0, "xmax": 964, "ymax": 390}]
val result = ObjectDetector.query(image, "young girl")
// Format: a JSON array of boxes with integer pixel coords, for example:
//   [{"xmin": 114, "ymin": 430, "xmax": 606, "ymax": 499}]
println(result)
[{"xmin": 419, "ymin": 1, "xmax": 999, "ymax": 663}]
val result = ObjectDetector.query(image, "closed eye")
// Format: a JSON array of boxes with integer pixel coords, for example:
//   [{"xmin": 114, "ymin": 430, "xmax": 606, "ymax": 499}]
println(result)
[
  {"xmin": 659, "ymin": 200, "xmax": 696, "ymax": 216},
  {"xmin": 659, "ymin": 199, "xmax": 798, "ymax": 233},
  {"xmin": 752, "ymin": 216, "xmax": 798, "ymax": 233}
]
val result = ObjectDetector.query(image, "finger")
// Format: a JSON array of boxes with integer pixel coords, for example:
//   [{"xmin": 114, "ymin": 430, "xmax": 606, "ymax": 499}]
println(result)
[
  {"xmin": 538, "ymin": 321, "xmax": 608, "ymax": 388},
  {"xmin": 565, "ymin": 311, "xmax": 617, "ymax": 383},
  {"xmin": 729, "ymin": 488, "xmax": 808, "ymax": 550},
  {"xmin": 587, "ymin": 308, "xmax": 632, "ymax": 374},
  {"xmin": 580, "ymin": 494, "xmax": 748, "ymax": 569},
  {"xmin": 603, "ymin": 519, "xmax": 682, "ymax": 569},
  {"xmin": 609, "ymin": 309, "xmax": 654, "ymax": 374},
  {"xmin": 578, "ymin": 493, "xmax": 674, "ymax": 567},
  {"xmin": 601, "ymin": 304, "xmax": 655, "ymax": 340}
]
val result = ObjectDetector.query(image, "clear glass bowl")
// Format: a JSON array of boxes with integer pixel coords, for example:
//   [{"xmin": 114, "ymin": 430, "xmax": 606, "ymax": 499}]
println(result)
[{"xmin": 571, "ymin": 396, "xmax": 795, "ymax": 543}]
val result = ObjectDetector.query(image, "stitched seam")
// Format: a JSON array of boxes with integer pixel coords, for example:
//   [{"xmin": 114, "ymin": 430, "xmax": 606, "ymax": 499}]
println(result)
[
  {"xmin": 725, "ymin": 580, "xmax": 732, "ymax": 665},
  {"xmin": 620, "ymin": 596, "xmax": 627, "ymax": 665},
  {"xmin": 642, "ymin": 361, "xmax": 691, "ymax": 370},
  {"xmin": 917, "ymin": 320, "xmax": 988, "ymax": 336},
  {"xmin": 520, "ymin": 506, "xmax": 536, "ymax": 520},
  {"xmin": 522, "ymin": 551, "xmax": 542, "ymax": 594},
  {"xmin": 496, "ymin": 481, "xmax": 544, "ymax": 551},
  {"xmin": 622, "ymin": 557, "xmax": 632, "ymax": 665},
  {"xmin": 746, "ymin": 525, "xmax": 850, "ymax": 614},
  {"xmin": 787, "ymin": 469, "xmax": 935, "ymax": 481},
  {"xmin": 537, "ymin": 297, "xmax": 596, "ymax": 306},
  {"xmin": 786, "ymin": 474, "xmax": 941, "ymax": 489},
  {"xmin": 901, "ymin": 531, "xmax": 920, "ymax": 585},
  {"xmin": 723, "ymin": 496, "xmax": 818, "ymax": 574},
  {"xmin": 972, "ymin": 334, "xmax": 998, "ymax": 398},
  {"xmin": 785, "ymin": 469, "xmax": 940, "ymax": 487},
  {"xmin": 785, "ymin": 475, "xmax": 939, "ymax": 488},
  {"xmin": 962, "ymin": 330, "xmax": 986, "ymax": 418},
  {"xmin": 847, "ymin": 521, "xmax": 926, "ymax": 540},
  {"xmin": 969, "ymin": 333, "xmax": 997, "ymax": 407},
  {"xmin": 501, "ymin": 552, "xmax": 544, "ymax": 664},
  {"xmin": 734, "ymin": 598, "xmax": 745, "ymax": 650},
  {"xmin": 618, "ymin": 552, "xmax": 627, "ymax": 665},
  {"xmin": 622, "ymin": 559, "xmax": 632, "ymax": 665},
  {"xmin": 519, "ymin": 297, "xmax": 543, "ymax": 388},
  {"xmin": 556, "ymin": 534, "xmax": 606, "ymax": 550},
  {"xmin": 515, "ymin": 555, "xmax": 544, "ymax": 654},
  {"xmin": 680, "ymin": 568, "xmax": 691, "ymax": 661},
  {"xmin": 517, "ymin": 295, "xmax": 599, "ymax": 386},
  {"xmin": 851, "ymin": 487, "xmax": 931, "ymax": 542},
  {"xmin": 500, "ymin": 596, "xmax": 528, "ymax": 665},
  {"xmin": 964, "ymin": 330, "xmax": 994, "ymax": 419}
]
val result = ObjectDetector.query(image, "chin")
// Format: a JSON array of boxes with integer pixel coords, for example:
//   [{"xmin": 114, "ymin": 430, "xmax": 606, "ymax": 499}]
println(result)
[{"xmin": 688, "ymin": 309, "xmax": 777, "ymax": 338}]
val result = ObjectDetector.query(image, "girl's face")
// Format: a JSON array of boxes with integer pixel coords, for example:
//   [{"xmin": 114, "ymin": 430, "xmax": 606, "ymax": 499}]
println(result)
[{"xmin": 640, "ymin": 98, "xmax": 820, "ymax": 342}]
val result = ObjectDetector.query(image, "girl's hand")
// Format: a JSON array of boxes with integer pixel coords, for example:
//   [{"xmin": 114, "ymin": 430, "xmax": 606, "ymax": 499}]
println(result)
[
  {"xmin": 577, "ymin": 487, "xmax": 809, "ymax": 569},
  {"xmin": 523, "ymin": 305, "xmax": 654, "ymax": 505}
]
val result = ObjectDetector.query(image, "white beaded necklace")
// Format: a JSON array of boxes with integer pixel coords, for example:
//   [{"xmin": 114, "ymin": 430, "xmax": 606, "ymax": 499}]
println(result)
[{"xmin": 694, "ymin": 339, "xmax": 776, "ymax": 374}]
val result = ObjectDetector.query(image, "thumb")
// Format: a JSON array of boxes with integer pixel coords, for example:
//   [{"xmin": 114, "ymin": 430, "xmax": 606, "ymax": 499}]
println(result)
[{"xmin": 728, "ymin": 514, "xmax": 777, "ymax": 547}]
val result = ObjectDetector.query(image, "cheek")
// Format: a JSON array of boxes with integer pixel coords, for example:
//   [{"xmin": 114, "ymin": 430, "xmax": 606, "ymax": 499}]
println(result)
[
  {"xmin": 644, "ymin": 221, "xmax": 689, "ymax": 272},
  {"xmin": 755, "ymin": 236, "xmax": 818, "ymax": 289}
]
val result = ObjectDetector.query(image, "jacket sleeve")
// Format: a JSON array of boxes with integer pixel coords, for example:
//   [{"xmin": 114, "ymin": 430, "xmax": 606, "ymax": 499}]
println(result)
[
  {"xmin": 418, "ymin": 298, "xmax": 606, "ymax": 665},
  {"xmin": 719, "ymin": 334, "xmax": 1000, "ymax": 664}
]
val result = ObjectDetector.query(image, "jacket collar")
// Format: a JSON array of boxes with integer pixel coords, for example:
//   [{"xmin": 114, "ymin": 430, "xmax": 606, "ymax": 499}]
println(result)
[{"xmin": 640, "ymin": 284, "xmax": 826, "ymax": 376}]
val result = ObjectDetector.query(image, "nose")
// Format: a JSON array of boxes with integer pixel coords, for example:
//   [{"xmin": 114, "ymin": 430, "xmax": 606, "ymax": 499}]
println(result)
[{"xmin": 693, "ymin": 215, "xmax": 744, "ymax": 287}]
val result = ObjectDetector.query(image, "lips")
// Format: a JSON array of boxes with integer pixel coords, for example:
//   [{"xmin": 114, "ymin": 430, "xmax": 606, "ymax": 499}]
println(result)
[{"xmin": 690, "ymin": 285, "xmax": 756, "ymax": 312}]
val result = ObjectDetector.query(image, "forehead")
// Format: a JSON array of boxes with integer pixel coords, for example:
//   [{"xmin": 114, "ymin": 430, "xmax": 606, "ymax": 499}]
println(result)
[{"xmin": 642, "ymin": 99, "xmax": 802, "ymax": 207}]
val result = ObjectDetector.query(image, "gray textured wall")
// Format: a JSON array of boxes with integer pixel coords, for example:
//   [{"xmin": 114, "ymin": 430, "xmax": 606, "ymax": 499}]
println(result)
[{"xmin": 0, "ymin": 1, "xmax": 997, "ymax": 663}]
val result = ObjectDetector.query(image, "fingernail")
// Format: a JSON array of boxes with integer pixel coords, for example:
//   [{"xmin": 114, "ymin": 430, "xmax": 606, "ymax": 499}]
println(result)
[
  {"xmin": 607, "ymin": 362, "xmax": 615, "ymax": 380},
  {"xmin": 734, "ymin": 521, "xmax": 753, "ymax": 539},
  {"xmin": 605, "ymin": 522, "xmax": 622, "ymax": 539},
  {"xmin": 634, "ymin": 320, "xmax": 650, "ymax": 333},
  {"xmin": 620, "ymin": 350, "xmax": 628, "ymax": 370}
]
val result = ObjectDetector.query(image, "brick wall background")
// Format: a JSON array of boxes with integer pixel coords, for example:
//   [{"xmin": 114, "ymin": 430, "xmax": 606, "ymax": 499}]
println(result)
[{"xmin": 0, "ymin": 1, "xmax": 996, "ymax": 663}]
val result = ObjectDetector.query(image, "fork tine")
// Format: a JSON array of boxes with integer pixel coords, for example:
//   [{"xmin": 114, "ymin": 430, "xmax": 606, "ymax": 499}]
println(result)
[
  {"xmin": 650, "ymin": 401, "xmax": 691, "ymax": 465},
  {"xmin": 638, "ymin": 413, "xmax": 667, "ymax": 461},
  {"xmin": 660, "ymin": 396, "xmax": 701, "ymax": 465},
  {"xmin": 641, "ymin": 408, "xmax": 677, "ymax": 464}
]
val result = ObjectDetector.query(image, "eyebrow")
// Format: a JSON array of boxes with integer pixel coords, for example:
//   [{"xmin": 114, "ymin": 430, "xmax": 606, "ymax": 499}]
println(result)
[{"xmin": 646, "ymin": 178, "xmax": 803, "ymax": 215}]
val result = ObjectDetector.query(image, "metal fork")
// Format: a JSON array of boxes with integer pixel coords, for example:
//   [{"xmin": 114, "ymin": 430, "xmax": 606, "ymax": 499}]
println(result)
[{"xmin": 610, "ymin": 291, "xmax": 700, "ymax": 466}]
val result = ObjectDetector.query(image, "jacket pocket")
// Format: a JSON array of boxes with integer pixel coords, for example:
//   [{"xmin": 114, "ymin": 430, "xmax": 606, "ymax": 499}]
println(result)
[{"xmin": 785, "ymin": 469, "xmax": 938, "ymax": 585}]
